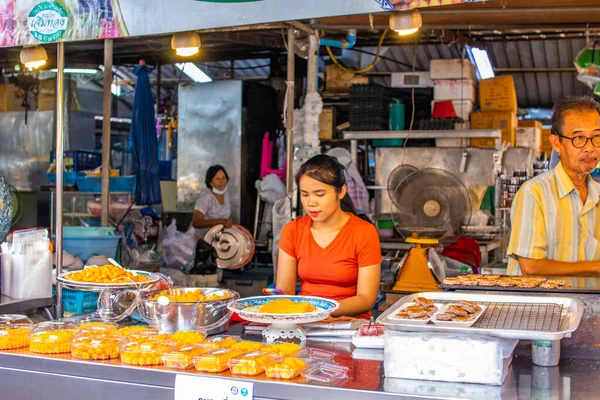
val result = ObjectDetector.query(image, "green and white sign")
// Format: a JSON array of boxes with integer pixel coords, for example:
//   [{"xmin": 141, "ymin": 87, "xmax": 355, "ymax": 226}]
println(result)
[{"xmin": 28, "ymin": 2, "xmax": 69, "ymax": 43}]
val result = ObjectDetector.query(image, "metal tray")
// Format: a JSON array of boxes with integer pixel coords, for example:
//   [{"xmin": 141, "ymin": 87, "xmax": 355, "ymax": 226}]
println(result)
[
  {"xmin": 439, "ymin": 276, "xmax": 600, "ymax": 295},
  {"xmin": 377, "ymin": 292, "xmax": 584, "ymax": 341}
]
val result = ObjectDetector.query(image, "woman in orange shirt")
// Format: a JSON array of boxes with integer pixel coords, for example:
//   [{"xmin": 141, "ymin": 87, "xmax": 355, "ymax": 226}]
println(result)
[{"xmin": 276, "ymin": 155, "xmax": 382, "ymax": 318}]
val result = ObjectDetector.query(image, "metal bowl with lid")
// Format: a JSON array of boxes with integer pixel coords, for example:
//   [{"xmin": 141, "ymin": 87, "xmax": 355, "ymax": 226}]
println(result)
[{"xmin": 136, "ymin": 287, "xmax": 240, "ymax": 335}]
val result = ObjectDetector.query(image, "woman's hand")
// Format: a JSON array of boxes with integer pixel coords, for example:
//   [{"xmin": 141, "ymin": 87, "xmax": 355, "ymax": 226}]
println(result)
[{"xmin": 222, "ymin": 218, "xmax": 233, "ymax": 228}]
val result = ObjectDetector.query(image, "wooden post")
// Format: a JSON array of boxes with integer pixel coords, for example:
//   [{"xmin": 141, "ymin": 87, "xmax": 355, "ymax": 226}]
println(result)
[{"xmin": 101, "ymin": 39, "xmax": 113, "ymax": 226}]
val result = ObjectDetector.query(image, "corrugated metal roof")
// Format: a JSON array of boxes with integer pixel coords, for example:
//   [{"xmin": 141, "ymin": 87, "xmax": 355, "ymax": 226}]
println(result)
[{"xmin": 366, "ymin": 38, "xmax": 593, "ymax": 108}]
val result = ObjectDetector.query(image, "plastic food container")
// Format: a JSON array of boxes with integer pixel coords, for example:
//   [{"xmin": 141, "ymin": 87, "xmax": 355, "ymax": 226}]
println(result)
[
  {"xmin": 76, "ymin": 321, "xmax": 117, "ymax": 331},
  {"xmin": 229, "ymin": 351, "xmax": 282, "ymax": 376},
  {"xmin": 120, "ymin": 332, "xmax": 177, "ymax": 366},
  {"xmin": 162, "ymin": 345, "xmax": 212, "ymax": 370},
  {"xmin": 261, "ymin": 342, "xmax": 303, "ymax": 357},
  {"xmin": 230, "ymin": 340, "xmax": 264, "ymax": 352},
  {"xmin": 29, "ymin": 322, "xmax": 77, "ymax": 354},
  {"xmin": 201, "ymin": 335, "xmax": 241, "ymax": 350},
  {"xmin": 301, "ymin": 362, "xmax": 351, "ymax": 385},
  {"xmin": 193, "ymin": 348, "xmax": 246, "ymax": 373},
  {"xmin": 0, "ymin": 315, "xmax": 34, "ymax": 350},
  {"xmin": 71, "ymin": 329, "xmax": 123, "ymax": 360},
  {"xmin": 169, "ymin": 330, "xmax": 206, "ymax": 347},
  {"xmin": 117, "ymin": 326, "xmax": 158, "ymax": 337},
  {"xmin": 265, "ymin": 357, "xmax": 312, "ymax": 380}
]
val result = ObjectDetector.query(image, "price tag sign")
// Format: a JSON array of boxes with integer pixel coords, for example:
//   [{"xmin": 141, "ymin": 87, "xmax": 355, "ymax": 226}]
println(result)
[{"xmin": 174, "ymin": 375, "xmax": 254, "ymax": 400}]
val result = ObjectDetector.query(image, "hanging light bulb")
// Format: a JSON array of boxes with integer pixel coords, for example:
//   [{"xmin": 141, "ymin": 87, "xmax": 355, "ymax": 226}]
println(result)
[
  {"xmin": 389, "ymin": 10, "xmax": 422, "ymax": 37},
  {"xmin": 20, "ymin": 45, "xmax": 48, "ymax": 70},
  {"xmin": 171, "ymin": 31, "xmax": 201, "ymax": 57}
]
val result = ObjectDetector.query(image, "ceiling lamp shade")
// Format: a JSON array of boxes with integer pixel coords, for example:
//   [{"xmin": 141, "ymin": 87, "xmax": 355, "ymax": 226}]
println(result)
[
  {"xmin": 20, "ymin": 45, "xmax": 48, "ymax": 70},
  {"xmin": 171, "ymin": 31, "xmax": 201, "ymax": 57},
  {"xmin": 389, "ymin": 10, "xmax": 422, "ymax": 37}
]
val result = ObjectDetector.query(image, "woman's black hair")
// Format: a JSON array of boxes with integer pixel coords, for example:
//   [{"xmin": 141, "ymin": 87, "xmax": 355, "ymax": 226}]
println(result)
[
  {"xmin": 295, "ymin": 154, "xmax": 357, "ymax": 215},
  {"xmin": 205, "ymin": 165, "xmax": 229, "ymax": 189}
]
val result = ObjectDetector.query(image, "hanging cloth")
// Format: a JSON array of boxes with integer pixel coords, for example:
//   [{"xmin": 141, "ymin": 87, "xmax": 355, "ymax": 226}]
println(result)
[{"xmin": 260, "ymin": 132, "xmax": 286, "ymax": 180}]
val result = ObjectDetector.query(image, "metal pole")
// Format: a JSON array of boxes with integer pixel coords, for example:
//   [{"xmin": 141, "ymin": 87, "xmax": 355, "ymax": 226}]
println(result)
[
  {"xmin": 285, "ymin": 28, "xmax": 295, "ymax": 196},
  {"xmin": 101, "ymin": 39, "xmax": 113, "ymax": 226},
  {"xmin": 55, "ymin": 42, "xmax": 65, "ymax": 319}
]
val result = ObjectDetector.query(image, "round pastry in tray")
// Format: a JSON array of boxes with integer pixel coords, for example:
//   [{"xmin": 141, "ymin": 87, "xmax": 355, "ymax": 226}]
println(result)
[
  {"xmin": 389, "ymin": 299, "xmax": 441, "ymax": 325},
  {"xmin": 431, "ymin": 302, "xmax": 487, "ymax": 328}
]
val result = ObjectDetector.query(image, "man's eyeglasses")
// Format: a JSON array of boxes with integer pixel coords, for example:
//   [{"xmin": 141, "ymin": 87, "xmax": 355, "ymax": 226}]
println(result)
[{"xmin": 556, "ymin": 133, "xmax": 600, "ymax": 149}]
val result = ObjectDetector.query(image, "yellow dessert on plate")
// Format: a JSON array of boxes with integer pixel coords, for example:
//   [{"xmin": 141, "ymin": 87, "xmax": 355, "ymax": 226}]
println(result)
[{"xmin": 256, "ymin": 298, "xmax": 317, "ymax": 314}]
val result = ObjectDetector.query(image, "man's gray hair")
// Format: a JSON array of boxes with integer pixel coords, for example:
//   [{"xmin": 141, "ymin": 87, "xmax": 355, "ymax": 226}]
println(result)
[{"xmin": 551, "ymin": 96, "xmax": 600, "ymax": 136}]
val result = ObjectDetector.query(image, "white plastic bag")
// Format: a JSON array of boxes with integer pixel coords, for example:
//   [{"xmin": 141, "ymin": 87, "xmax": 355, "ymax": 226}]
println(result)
[
  {"xmin": 255, "ymin": 174, "xmax": 286, "ymax": 204},
  {"xmin": 161, "ymin": 220, "xmax": 197, "ymax": 270}
]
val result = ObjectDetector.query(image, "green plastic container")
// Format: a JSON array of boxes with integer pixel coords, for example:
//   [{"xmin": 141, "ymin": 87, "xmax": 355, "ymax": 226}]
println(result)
[{"xmin": 373, "ymin": 98, "xmax": 405, "ymax": 148}]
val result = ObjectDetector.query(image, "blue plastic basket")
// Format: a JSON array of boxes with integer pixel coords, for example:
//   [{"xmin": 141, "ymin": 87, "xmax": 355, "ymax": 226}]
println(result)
[
  {"xmin": 53, "ymin": 286, "xmax": 99, "ymax": 315},
  {"xmin": 76, "ymin": 175, "xmax": 136, "ymax": 195},
  {"xmin": 158, "ymin": 160, "xmax": 174, "ymax": 181},
  {"xmin": 61, "ymin": 227, "xmax": 121, "ymax": 262},
  {"xmin": 46, "ymin": 171, "xmax": 78, "ymax": 186},
  {"xmin": 50, "ymin": 150, "xmax": 102, "ymax": 172}
]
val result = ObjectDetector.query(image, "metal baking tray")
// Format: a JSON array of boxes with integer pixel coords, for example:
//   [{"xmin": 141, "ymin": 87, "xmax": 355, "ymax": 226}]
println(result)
[
  {"xmin": 439, "ymin": 276, "xmax": 600, "ymax": 295},
  {"xmin": 377, "ymin": 292, "xmax": 584, "ymax": 341}
]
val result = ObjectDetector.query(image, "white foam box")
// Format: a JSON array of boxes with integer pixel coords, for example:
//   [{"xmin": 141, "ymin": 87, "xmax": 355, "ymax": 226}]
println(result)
[
  {"xmin": 515, "ymin": 127, "xmax": 542, "ymax": 152},
  {"xmin": 433, "ymin": 79, "xmax": 476, "ymax": 102},
  {"xmin": 391, "ymin": 72, "xmax": 433, "ymax": 88},
  {"xmin": 431, "ymin": 99, "xmax": 474, "ymax": 121},
  {"xmin": 383, "ymin": 331, "xmax": 518, "ymax": 385},
  {"xmin": 430, "ymin": 59, "xmax": 476, "ymax": 80}
]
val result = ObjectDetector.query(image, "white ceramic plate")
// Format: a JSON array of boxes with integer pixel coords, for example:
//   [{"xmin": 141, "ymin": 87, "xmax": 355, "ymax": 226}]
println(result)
[
  {"xmin": 387, "ymin": 302, "xmax": 443, "ymax": 325},
  {"xmin": 431, "ymin": 304, "xmax": 487, "ymax": 328}
]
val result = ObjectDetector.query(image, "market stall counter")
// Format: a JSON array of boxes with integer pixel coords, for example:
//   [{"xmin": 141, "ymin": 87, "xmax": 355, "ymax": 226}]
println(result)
[{"xmin": 0, "ymin": 323, "xmax": 599, "ymax": 400}]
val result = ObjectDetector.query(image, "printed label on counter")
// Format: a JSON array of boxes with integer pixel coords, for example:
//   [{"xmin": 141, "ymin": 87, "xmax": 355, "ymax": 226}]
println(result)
[{"xmin": 174, "ymin": 375, "xmax": 254, "ymax": 400}]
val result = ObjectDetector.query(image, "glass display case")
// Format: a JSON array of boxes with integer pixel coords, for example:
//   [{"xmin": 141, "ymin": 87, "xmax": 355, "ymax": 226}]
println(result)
[{"xmin": 50, "ymin": 192, "xmax": 132, "ymax": 230}]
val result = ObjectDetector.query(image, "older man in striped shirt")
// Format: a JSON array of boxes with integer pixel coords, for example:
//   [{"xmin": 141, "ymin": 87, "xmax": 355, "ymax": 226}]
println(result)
[{"xmin": 507, "ymin": 96, "xmax": 600, "ymax": 276}]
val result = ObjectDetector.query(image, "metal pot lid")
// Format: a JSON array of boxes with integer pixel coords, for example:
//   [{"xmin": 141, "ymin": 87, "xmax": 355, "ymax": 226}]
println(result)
[
  {"xmin": 427, "ymin": 248, "xmax": 447, "ymax": 282},
  {"xmin": 204, "ymin": 225, "xmax": 255, "ymax": 270}
]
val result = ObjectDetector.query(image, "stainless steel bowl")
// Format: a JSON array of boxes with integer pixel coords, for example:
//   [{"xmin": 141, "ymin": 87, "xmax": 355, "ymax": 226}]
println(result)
[{"xmin": 137, "ymin": 287, "xmax": 240, "ymax": 335}]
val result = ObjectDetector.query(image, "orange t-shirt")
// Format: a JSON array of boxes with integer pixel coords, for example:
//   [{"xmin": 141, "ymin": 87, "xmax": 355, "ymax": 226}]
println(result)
[{"xmin": 278, "ymin": 213, "xmax": 382, "ymax": 318}]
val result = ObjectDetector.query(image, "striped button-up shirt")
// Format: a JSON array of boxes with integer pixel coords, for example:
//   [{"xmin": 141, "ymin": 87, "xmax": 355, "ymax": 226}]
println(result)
[{"xmin": 507, "ymin": 162, "xmax": 600, "ymax": 275}]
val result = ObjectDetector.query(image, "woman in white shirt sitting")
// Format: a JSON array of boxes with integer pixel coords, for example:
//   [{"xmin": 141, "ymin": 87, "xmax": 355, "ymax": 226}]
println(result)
[{"xmin": 191, "ymin": 165, "xmax": 232, "ymax": 240}]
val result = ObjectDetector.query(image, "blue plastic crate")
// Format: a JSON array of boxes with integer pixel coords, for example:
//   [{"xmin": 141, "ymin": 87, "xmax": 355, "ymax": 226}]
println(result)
[
  {"xmin": 50, "ymin": 150, "xmax": 102, "ymax": 172},
  {"xmin": 53, "ymin": 286, "xmax": 99, "ymax": 315},
  {"xmin": 46, "ymin": 171, "xmax": 78, "ymax": 186},
  {"xmin": 61, "ymin": 227, "xmax": 121, "ymax": 262},
  {"xmin": 76, "ymin": 175, "xmax": 136, "ymax": 195}
]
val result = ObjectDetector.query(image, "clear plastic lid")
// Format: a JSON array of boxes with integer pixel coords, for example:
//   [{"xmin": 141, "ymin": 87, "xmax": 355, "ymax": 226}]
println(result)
[
  {"xmin": 265, "ymin": 356, "xmax": 314, "ymax": 380},
  {"xmin": 169, "ymin": 330, "xmax": 206, "ymax": 347},
  {"xmin": 201, "ymin": 335, "xmax": 241, "ymax": 349},
  {"xmin": 71, "ymin": 330, "xmax": 123, "ymax": 360},
  {"xmin": 29, "ymin": 321, "xmax": 77, "ymax": 354},
  {"xmin": 120, "ymin": 332, "xmax": 177, "ymax": 366},
  {"xmin": 358, "ymin": 323, "xmax": 385, "ymax": 337},
  {"xmin": 229, "ymin": 351, "xmax": 282, "ymax": 376},
  {"xmin": 230, "ymin": 340, "xmax": 264, "ymax": 352},
  {"xmin": 261, "ymin": 342, "xmax": 303, "ymax": 357},
  {"xmin": 162, "ymin": 345, "xmax": 212, "ymax": 370},
  {"xmin": 0, "ymin": 314, "xmax": 33, "ymax": 326},
  {"xmin": 76, "ymin": 321, "xmax": 118, "ymax": 331},
  {"xmin": 293, "ymin": 347, "xmax": 337, "ymax": 362},
  {"xmin": 117, "ymin": 325, "xmax": 158, "ymax": 337},
  {"xmin": 192, "ymin": 348, "xmax": 246, "ymax": 373},
  {"xmin": 301, "ymin": 362, "xmax": 351, "ymax": 385}
]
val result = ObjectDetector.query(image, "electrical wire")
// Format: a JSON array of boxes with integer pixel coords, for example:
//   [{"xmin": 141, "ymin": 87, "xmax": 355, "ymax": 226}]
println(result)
[
  {"xmin": 399, "ymin": 38, "xmax": 419, "ymax": 166},
  {"xmin": 324, "ymin": 29, "xmax": 390, "ymax": 74}
]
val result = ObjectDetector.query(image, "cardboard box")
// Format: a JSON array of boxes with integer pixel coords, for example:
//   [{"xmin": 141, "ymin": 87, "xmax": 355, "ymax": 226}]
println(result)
[
  {"xmin": 541, "ymin": 127, "xmax": 553, "ymax": 156},
  {"xmin": 391, "ymin": 72, "xmax": 433, "ymax": 88},
  {"xmin": 431, "ymin": 99, "xmax": 474, "ymax": 121},
  {"xmin": 38, "ymin": 79, "xmax": 78, "ymax": 111},
  {"xmin": 430, "ymin": 59, "xmax": 476, "ymax": 80},
  {"xmin": 0, "ymin": 84, "xmax": 35, "ymax": 112},
  {"xmin": 470, "ymin": 111, "xmax": 518, "ymax": 147},
  {"xmin": 319, "ymin": 108, "xmax": 335, "ymax": 140},
  {"xmin": 516, "ymin": 127, "xmax": 541, "ymax": 152},
  {"xmin": 433, "ymin": 79, "xmax": 476, "ymax": 102},
  {"xmin": 480, "ymin": 75, "xmax": 518, "ymax": 113},
  {"xmin": 326, "ymin": 64, "xmax": 368, "ymax": 92},
  {"xmin": 516, "ymin": 120, "xmax": 543, "ymax": 152}
]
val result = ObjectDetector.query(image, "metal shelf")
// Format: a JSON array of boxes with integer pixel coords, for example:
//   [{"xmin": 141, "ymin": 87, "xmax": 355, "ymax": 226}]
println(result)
[{"xmin": 343, "ymin": 129, "xmax": 501, "ymax": 140}]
